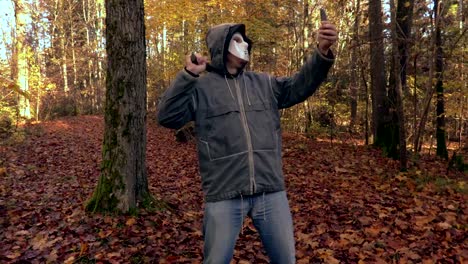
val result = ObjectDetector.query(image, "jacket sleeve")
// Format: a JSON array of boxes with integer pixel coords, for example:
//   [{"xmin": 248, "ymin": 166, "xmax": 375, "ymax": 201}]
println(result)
[
  {"xmin": 271, "ymin": 48, "xmax": 335, "ymax": 109},
  {"xmin": 157, "ymin": 70, "xmax": 197, "ymax": 129}
]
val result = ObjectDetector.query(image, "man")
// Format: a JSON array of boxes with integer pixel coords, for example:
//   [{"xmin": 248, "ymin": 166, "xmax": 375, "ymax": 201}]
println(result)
[{"xmin": 158, "ymin": 21, "xmax": 337, "ymax": 263}]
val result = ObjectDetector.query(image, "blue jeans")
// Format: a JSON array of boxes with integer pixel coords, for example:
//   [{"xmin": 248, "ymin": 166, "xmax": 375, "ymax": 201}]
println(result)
[{"xmin": 203, "ymin": 191, "xmax": 295, "ymax": 264}]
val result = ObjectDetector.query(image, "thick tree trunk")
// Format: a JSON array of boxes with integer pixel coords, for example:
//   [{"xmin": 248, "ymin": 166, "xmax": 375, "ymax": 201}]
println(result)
[
  {"xmin": 86, "ymin": 0, "xmax": 150, "ymax": 213},
  {"xmin": 434, "ymin": 0, "xmax": 448, "ymax": 159},
  {"xmin": 368, "ymin": 0, "xmax": 389, "ymax": 147},
  {"xmin": 14, "ymin": 0, "xmax": 31, "ymax": 119}
]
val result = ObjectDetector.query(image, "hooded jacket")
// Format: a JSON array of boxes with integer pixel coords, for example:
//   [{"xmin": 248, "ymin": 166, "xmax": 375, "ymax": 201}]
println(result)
[{"xmin": 158, "ymin": 23, "xmax": 334, "ymax": 202}]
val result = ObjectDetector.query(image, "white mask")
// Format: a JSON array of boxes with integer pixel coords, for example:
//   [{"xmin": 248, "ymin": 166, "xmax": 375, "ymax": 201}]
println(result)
[{"xmin": 228, "ymin": 33, "xmax": 249, "ymax": 61}]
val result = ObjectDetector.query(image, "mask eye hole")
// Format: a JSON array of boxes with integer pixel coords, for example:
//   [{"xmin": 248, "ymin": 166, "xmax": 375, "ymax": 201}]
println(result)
[{"xmin": 233, "ymin": 35, "xmax": 242, "ymax": 43}]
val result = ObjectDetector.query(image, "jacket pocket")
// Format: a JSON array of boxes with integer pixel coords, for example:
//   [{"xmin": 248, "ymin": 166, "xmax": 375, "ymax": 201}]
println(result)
[
  {"xmin": 245, "ymin": 102, "xmax": 277, "ymax": 151},
  {"xmin": 199, "ymin": 105, "xmax": 248, "ymax": 161}
]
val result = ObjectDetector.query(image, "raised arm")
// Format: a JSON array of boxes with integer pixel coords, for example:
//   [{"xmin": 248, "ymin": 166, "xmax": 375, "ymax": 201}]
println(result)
[
  {"xmin": 157, "ymin": 53, "xmax": 208, "ymax": 129},
  {"xmin": 157, "ymin": 71, "xmax": 197, "ymax": 129}
]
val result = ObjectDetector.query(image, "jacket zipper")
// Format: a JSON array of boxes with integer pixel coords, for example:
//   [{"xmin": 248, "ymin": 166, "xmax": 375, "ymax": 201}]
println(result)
[{"xmin": 233, "ymin": 77, "xmax": 256, "ymax": 194}]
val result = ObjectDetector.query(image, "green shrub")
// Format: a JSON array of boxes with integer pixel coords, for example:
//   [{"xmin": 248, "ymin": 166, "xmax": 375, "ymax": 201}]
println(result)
[{"xmin": 0, "ymin": 102, "xmax": 16, "ymax": 140}]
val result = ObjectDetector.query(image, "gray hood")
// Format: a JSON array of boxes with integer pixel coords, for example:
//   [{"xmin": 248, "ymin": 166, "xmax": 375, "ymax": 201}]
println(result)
[{"xmin": 205, "ymin": 23, "xmax": 253, "ymax": 75}]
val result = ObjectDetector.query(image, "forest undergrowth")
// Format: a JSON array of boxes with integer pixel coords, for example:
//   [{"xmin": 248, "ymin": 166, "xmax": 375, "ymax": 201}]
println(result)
[{"xmin": 0, "ymin": 116, "xmax": 466, "ymax": 263}]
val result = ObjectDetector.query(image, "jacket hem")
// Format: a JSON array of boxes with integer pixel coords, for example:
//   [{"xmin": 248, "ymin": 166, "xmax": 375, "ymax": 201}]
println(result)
[{"xmin": 204, "ymin": 186, "xmax": 285, "ymax": 203}]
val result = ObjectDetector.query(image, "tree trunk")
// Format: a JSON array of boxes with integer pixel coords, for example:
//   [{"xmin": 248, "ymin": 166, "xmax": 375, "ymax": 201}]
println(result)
[
  {"xmin": 60, "ymin": 32, "xmax": 69, "ymax": 93},
  {"xmin": 350, "ymin": 0, "xmax": 361, "ymax": 131},
  {"xmin": 96, "ymin": 1, "xmax": 105, "ymax": 111},
  {"xmin": 390, "ymin": 0, "xmax": 408, "ymax": 170},
  {"xmin": 361, "ymin": 58, "xmax": 370, "ymax": 145},
  {"xmin": 70, "ymin": 17, "xmax": 80, "ymax": 113},
  {"xmin": 460, "ymin": 97, "xmax": 465, "ymax": 150},
  {"xmin": 396, "ymin": 0, "xmax": 414, "ymax": 94},
  {"xmin": 302, "ymin": 0, "xmax": 309, "ymax": 63},
  {"xmin": 368, "ymin": 0, "xmax": 389, "ymax": 147},
  {"xmin": 458, "ymin": 0, "xmax": 465, "ymax": 150},
  {"xmin": 86, "ymin": 0, "xmax": 150, "ymax": 213},
  {"xmin": 71, "ymin": 23, "xmax": 78, "ymax": 88},
  {"xmin": 83, "ymin": 0, "xmax": 96, "ymax": 112},
  {"xmin": 14, "ymin": 0, "xmax": 31, "ymax": 119},
  {"xmin": 31, "ymin": 0, "xmax": 43, "ymax": 121},
  {"xmin": 304, "ymin": 99, "xmax": 312, "ymax": 134},
  {"xmin": 434, "ymin": 0, "xmax": 448, "ymax": 159}
]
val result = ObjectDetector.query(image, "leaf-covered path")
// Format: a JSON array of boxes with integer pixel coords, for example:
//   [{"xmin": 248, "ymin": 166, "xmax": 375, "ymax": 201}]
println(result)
[{"xmin": 1, "ymin": 116, "xmax": 466, "ymax": 263}]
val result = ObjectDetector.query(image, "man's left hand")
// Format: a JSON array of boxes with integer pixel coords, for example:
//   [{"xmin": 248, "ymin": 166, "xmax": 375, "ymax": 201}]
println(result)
[{"xmin": 317, "ymin": 21, "xmax": 338, "ymax": 55}]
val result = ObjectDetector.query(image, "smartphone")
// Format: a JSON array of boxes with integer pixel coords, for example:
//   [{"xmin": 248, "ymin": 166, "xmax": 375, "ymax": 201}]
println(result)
[
  {"xmin": 320, "ymin": 8, "xmax": 328, "ymax": 21},
  {"xmin": 191, "ymin": 52, "xmax": 199, "ymax": 65}
]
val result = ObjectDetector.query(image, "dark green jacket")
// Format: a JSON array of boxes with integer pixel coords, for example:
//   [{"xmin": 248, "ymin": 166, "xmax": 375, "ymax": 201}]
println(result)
[{"xmin": 158, "ymin": 23, "xmax": 334, "ymax": 202}]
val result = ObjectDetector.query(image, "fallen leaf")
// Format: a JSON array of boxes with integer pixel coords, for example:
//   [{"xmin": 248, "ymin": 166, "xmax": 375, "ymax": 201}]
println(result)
[
  {"xmin": 335, "ymin": 167, "xmax": 350, "ymax": 173},
  {"xmin": 107, "ymin": 252, "xmax": 121, "ymax": 258},
  {"xmin": 407, "ymin": 251, "xmax": 421, "ymax": 260},
  {"xmin": 79, "ymin": 242, "xmax": 88, "ymax": 256},
  {"xmin": 364, "ymin": 226, "xmax": 381, "ymax": 237},
  {"xmin": 6, "ymin": 252, "xmax": 21, "ymax": 259},
  {"xmin": 64, "ymin": 255, "xmax": 75, "ymax": 264},
  {"xmin": 325, "ymin": 256, "xmax": 341, "ymax": 264},
  {"xmin": 414, "ymin": 215, "xmax": 435, "ymax": 227},
  {"xmin": 437, "ymin": 222, "xmax": 452, "ymax": 230},
  {"xmin": 46, "ymin": 249, "xmax": 58, "ymax": 262},
  {"xmin": 358, "ymin": 216, "xmax": 373, "ymax": 226},
  {"xmin": 297, "ymin": 257, "xmax": 310, "ymax": 264},
  {"xmin": 126, "ymin": 217, "xmax": 137, "ymax": 226},
  {"xmin": 15, "ymin": 230, "xmax": 30, "ymax": 236}
]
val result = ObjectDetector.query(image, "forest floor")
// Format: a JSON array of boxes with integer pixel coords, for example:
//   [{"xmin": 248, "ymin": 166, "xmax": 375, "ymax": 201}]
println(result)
[{"xmin": 0, "ymin": 115, "xmax": 466, "ymax": 263}]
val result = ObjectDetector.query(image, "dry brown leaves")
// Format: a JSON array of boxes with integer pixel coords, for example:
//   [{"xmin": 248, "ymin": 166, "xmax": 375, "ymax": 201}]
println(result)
[{"xmin": 0, "ymin": 116, "xmax": 466, "ymax": 263}]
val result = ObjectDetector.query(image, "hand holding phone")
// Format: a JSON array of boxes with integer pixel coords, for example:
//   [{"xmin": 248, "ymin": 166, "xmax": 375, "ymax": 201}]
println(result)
[
  {"xmin": 186, "ymin": 52, "xmax": 212, "ymax": 74},
  {"xmin": 317, "ymin": 8, "xmax": 337, "ymax": 54}
]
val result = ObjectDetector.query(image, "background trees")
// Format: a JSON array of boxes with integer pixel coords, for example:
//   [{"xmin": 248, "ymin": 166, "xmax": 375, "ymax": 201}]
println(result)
[{"xmin": 1, "ymin": 0, "xmax": 466, "ymax": 161}]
